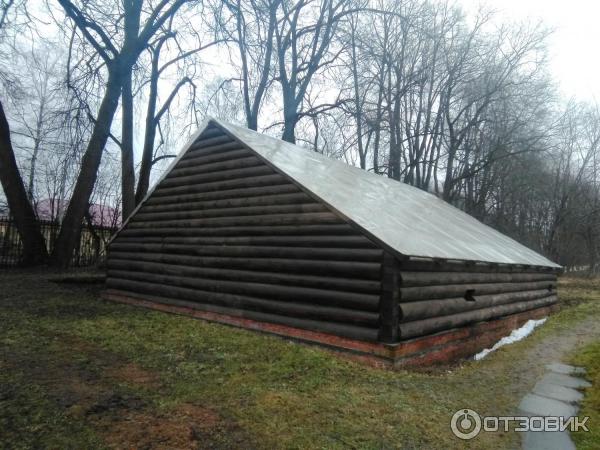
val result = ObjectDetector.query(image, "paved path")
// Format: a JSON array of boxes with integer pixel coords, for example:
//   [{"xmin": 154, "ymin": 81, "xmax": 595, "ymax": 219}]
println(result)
[{"xmin": 519, "ymin": 362, "xmax": 590, "ymax": 450}]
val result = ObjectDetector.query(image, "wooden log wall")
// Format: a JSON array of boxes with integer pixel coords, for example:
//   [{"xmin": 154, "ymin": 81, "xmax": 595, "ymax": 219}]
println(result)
[
  {"xmin": 107, "ymin": 125, "xmax": 384, "ymax": 342},
  {"xmin": 397, "ymin": 260, "xmax": 559, "ymax": 339},
  {"xmin": 107, "ymin": 124, "xmax": 561, "ymax": 345}
]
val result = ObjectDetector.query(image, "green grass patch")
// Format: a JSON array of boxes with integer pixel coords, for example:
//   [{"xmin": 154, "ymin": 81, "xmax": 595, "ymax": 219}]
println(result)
[{"xmin": 571, "ymin": 340, "xmax": 600, "ymax": 450}]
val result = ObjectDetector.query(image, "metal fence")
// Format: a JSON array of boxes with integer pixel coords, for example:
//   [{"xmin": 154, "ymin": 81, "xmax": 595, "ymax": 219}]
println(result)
[{"xmin": 0, "ymin": 217, "xmax": 117, "ymax": 267}]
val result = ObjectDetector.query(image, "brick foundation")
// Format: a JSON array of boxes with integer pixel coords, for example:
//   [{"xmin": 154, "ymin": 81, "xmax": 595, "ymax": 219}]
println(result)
[{"xmin": 103, "ymin": 289, "xmax": 559, "ymax": 368}]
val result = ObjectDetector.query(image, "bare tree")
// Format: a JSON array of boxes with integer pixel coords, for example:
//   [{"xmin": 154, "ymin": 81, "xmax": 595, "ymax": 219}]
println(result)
[
  {"xmin": 51, "ymin": 0, "xmax": 197, "ymax": 267},
  {"xmin": 273, "ymin": 0, "xmax": 356, "ymax": 143},
  {"xmin": 0, "ymin": 0, "xmax": 48, "ymax": 264},
  {"xmin": 135, "ymin": 15, "xmax": 218, "ymax": 204},
  {"xmin": 220, "ymin": 0, "xmax": 279, "ymax": 130}
]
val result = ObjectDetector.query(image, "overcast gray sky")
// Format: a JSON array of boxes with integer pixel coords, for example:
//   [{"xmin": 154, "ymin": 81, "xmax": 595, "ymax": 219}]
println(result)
[{"xmin": 460, "ymin": 0, "xmax": 599, "ymax": 100}]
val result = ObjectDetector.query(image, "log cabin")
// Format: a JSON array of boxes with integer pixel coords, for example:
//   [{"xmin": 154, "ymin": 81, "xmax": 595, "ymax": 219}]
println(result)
[{"xmin": 104, "ymin": 118, "xmax": 562, "ymax": 367}]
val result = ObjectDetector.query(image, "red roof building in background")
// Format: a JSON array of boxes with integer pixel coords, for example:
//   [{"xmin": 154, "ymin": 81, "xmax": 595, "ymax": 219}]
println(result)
[{"xmin": 34, "ymin": 198, "xmax": 121, "ymax": 228}]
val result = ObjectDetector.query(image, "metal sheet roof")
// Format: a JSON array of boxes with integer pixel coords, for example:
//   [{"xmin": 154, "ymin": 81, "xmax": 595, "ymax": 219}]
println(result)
[{"xmin": 205, "ymin": 118, "xmax": 560, "ymax": 268}]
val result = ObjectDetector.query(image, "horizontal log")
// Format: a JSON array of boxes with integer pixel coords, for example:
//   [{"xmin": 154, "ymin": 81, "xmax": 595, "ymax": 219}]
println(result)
[
  {"xmin": 159, "ymin": 165, "xmax": 275, "ymax": 189},
  {"xmin": 106, "ymin": 277, "xmax": 379, "ymax": 325},
  {"xmin": 108, "ymin": 259, "xmax": 381, "ymax": 293},
  {"xmin": 169, "ymin": 155, "xmax": 263, "ymax": 178},
  {"xmin": 108, "ymin": 251, "xmax": 382, "ymax": 279},
  {"xmin": 125, "ymin": 212, "xmax": 344, "ymax": 229},
  {"xmin": 399, "ymin": 295, "xmax": 557, "ymax": 339},
  {"xmin": 399, "ymin": 271, "xmax": 557, "ymax": 287},
  {"xmin": 400, "ymin": 280, "xmax": 557, "ymax": 302},
  {"xmin": 400, "ymin": 259, "xmax": 559, "ymax": 274},
  {"xmin": 140, "ymin": 192, "xmax": 314, "ymax": 214},
  {"xmin": 144, "ymin": 184, "xmax": 301, "ymax": 207},
  {"xmin": 118, "ymin": 223, "xmax": 358, "ymax": 238},
  {"xmin": 184, "ymin": 134, "xmax": 235, "ymax": 154},
  {"xmin": 108, "ymin": 269, "xmax": 380, "ymax": 312},
  {"xmin": 194, "ymin": 126, "xmax": 223, "ymax": 140},
  {"xmin": 106, "ymin": 287, "xmax": 379, "ymax": 342},
  {"xmin": 152, "ymin": 174, "xmax": 288, "ymax": 197},
  {"xmin": 110, "ymin": 242, "xmax": 383, "ymax": 262},
  {"xmin": 132, "ymin": 203, "xmax": 328, "ymax": 223},
  {"xmin": 177, "ymin": 149, "xmax": 253, "ymax": 170},
  {"xmin": 399, "ymin": 289, "xmax": 555, "ymax": 322},
  {"xmin": 115, "ymin": 234, "xmax": 377, "ymax": 249}
]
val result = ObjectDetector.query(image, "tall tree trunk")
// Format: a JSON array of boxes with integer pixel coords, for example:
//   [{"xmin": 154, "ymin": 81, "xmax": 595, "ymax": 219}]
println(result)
[
  {"xmin": 281, "ymin": 121, "xmax": 296, "ymax": 144},
  {"xmin": 50, "ymin": 69, "xmax": 122, "ymax": 267},
  {"xmin": 28, "ymin": 95, "xmax": 45, "ymax": 201},
  {"xmin": 281, "ymin": 97, "xmax": 297, "ymax": 143},
  {"xmin": 0, "ymin": 99, "xmax": 48, "ymax": 265},
  {"xmin": 28, "ymin": 137, "xmax": 40, "ymax": 201},
  {"xmin": 349, "ymin": 17, "xmax": 366, "ymax": 170},
  {"xmin": 121, "ymin": 71, "xmax": 135, "ymax": 219},
  {"xmin": 135, "ymin": 61, "xmax": 159, "ymax": 205},
  {"xmin": 247, "ymin": 113, "xmax": 258, "ymax": 132},
  {"xmin": 242, "ymin": 0, "xmax": 277, "ymax": 131}
]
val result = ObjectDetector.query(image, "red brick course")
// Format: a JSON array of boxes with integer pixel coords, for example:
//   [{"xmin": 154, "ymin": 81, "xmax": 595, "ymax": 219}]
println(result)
[{"xmin": 103, "ymin": 289, "xmax": 558, "ymax": 368}]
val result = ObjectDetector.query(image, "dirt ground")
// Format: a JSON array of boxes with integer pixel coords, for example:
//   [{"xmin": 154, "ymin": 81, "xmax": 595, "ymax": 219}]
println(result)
[
  {"xmin": 2, "ymin": 329, "xmax": 249, "ymax": 449},
  {"xmin": 509, "ymin": 314, "xmax": 600, "ymax": 395}
]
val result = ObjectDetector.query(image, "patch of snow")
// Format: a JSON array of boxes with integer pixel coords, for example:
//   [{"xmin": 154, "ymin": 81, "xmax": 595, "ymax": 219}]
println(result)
[{"xmin": 474, "ymin": 318, "xmax": 548, "ymax": 361}]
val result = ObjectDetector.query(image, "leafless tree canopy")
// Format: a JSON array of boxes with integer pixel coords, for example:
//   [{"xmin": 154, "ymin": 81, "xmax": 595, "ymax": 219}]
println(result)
[{"xmin": 0, "ymin": 0, "xmax": 599, "ymax": 271}]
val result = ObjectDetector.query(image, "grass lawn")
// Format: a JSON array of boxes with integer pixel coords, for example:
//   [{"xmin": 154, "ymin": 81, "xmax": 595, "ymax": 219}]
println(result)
[
  {"xmin": 571, "ymin": 340, "xmax": 600, "ymax": 450},
  {"xmin": 1, "ymin": 270, "xmax": 599, "ymax": 449}
]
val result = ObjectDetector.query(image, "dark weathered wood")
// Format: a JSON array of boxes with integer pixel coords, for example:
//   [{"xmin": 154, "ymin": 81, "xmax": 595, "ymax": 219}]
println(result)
[
  {"xmin": 194, "ymin": 125, "xmax": 223, "ymax": 137},
  {"xmin": 400, "ymin": 281, "xmax": 557, "ymax": 302},
  {"xmin": 110, "ymin": 242, "xmax": 383, "ymax": 262},
  {"xmin": 399, "ymin": 271, "xmax": 557, "ymax": 287},
  {"xmin": 183, "ymin": 134, "xmax": 235, "ymax": 154},
  {"xmin": 176, "ymin": 149, "xmax": 252, "ymax": 169},
  {"xmin": 159, "ymin": 165, "xmax": 275, "ymax": 189},
  {"xmin": 106, "ymin": 124, "xmax": 561, "ymax": 346},
  {"xmin": 107, "ymin": 277, "xmax": 378, "ymax": 324},
  {"xmin": 132, "ymin": 203, "xmax": 328, "ymax": 223},
  {"xmin": 125, "ymin": 212, "xmax": 344, "ymax": 229},
  {"xmin": 108, "ymin": 259, "xmax": 381, "ymax": 293},
  {"xmin": 119, "ymin": 223, "xmax": 357, "ymax": 238},
  {"xmin": 193, "ymin": 126, "xmax": 223, "ymax": 140},
  {"xmin": 399, "ymin": 295, "xmax": 558, "ymax": 339},
  {"xmin": 106, "ymin": 287, "xmax": 379, "ymax": 341},
  {"xmin": 108, "ymin": 251, "xmax": 382, "ymax": 279},
  {"xmin": 140, "ymin": 192, "xmax": 312, "ymax": 214},
  {"xmin": 401, "ymin": 259, "xmax": 559, "ymax": 275},
  {"xmin": 153, "ymin": 173, "xmax": 287, "ymax": 197},
  {"xmin": 108, "ymin": 269, "xmax": 380, "ymax": 312},
  {"xmin": 378, "ymin": 252, "xmax": 400, "ymax": 343},
  {"xmin": 399, "ymin": 289, "xmax": 555, "ymax": 322},
  {"xmin": 115, "ymin": 234, "xmax": 377, "ymax": 249},
  {"xmin": 169, "ymin": 155, "xmax": 263, "ymax": 178},
  {"xmin": 144, "ymin": 184, "xmax": 301, "ymax": 206}
]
